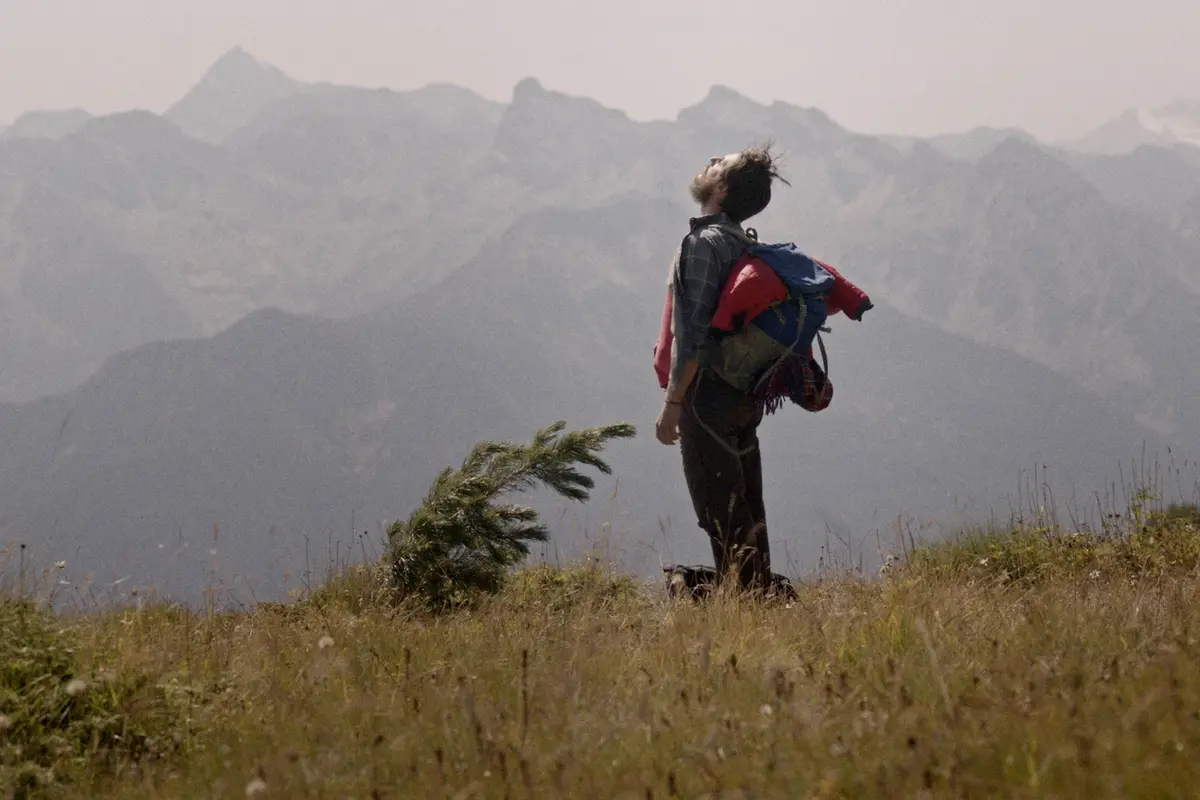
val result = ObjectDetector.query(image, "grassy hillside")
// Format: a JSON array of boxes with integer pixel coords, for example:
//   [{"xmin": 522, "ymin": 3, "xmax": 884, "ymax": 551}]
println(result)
[{"xmin": 4, "ymin": 497, "xmax": 1200, "ymax": 798}]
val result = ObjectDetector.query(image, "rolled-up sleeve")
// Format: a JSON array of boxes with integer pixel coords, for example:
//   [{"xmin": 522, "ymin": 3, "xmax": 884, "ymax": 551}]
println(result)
[{"xmin": 669, "ymin": 233, "xmax": 723, "ymax": 388}]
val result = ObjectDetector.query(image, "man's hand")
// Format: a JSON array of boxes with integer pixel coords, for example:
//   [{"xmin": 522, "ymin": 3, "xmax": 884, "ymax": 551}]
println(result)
[
  {"xmin": 851, "ymin": 297, "xmax": 873, "ymax": 321},
  {"xmin": 660, "ymin": 361, "xmax": 697, "ymax": 445},
  {"xmin": 656, "ymin": 401, "xmax": 683, "ymax": 445}
]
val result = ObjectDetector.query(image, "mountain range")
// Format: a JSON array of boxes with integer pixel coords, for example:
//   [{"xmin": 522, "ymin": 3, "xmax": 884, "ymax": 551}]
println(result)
[
  {"xmin": 1, "ymin": 48, "xmax": 1196, "ymax": 605},
  {"xmin": 1070, "ymin": 100, "xmax": 1200, "ymax": 155},
  {"xmin": 0, "ymin": 108, "xmax": 93, "ymax": 143}
]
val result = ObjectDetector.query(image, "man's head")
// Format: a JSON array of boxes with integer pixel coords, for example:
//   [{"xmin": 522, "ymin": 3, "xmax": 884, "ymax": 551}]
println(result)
[{"xmin": 689, "ymin": 143, "xmax": 788, "ymax": 222}]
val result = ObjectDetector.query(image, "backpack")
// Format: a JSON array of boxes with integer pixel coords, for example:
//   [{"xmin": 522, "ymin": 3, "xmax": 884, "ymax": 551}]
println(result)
[{"xmin": 703, "ymin": 224, "xmax": 836, "ymax": 404}]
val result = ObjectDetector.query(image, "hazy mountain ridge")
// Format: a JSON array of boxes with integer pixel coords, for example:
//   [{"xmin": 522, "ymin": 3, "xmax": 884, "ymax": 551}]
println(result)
[
  {"xmin": 1, "ymin": 195, "xmax": 1168, "ymax": 604},
  {"xmin": 828, "ymin": 138, "xmax": 1200, "ymax": 435},
  {"xmin": 1070, "ymin": 100, "xmax": 1200, "ymax": 154},
  {"xmin": 883, "ymin": 126, "xmax": 1039, "ymax": 162},
  {"xmin": 1063, "ymin": 144, "xmax": 1200, "ymax": 240},
  {"xmin": 0, "ymin": 75, "xmax": 510, "ymax": 398},
  {"xmin": 2, "ymin": 50, "xmax": 1198, "ymax": 602},
  {"xmin": 1072, "ymin": 110, "xmax": 1175, "ymax": 155},
  {"xmin": 165, "ymin": 46, "xmax": 304, "ymax": 143},
  {"xmin": 4, "ymin": 49, "xmax": 1197, "ymax": 409},
  {"xmin": 0, "ymin": 108, "xmax": 93, "ymax": 142}
]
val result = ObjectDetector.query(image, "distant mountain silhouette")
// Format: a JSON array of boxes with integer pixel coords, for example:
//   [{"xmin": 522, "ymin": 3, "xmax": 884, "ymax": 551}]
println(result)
[
  {"xmin": 166, "ymin": 46, "xmax": 304, "ymax": 143},
  {"xmin": 1070, "ymin": 100, "xmax": 1200, "ymax": 154},
  {"xmin": 1, "ymin": 197, "xmax": 1164, "ymax": 605},
  {"xmin": 1063, "ymin": 144, "xmax": 1200, "ymax": 239},
  {"xmin": 883, "ymin": 126, "xmax": 1039, "ymax": 161},
  {"xmin": 0, "ymin": 49, "xmax": 1196, "ymax": 604},
  {"xmin": 0, "ymin": 108, "xmax": 93, "ymax": 142}
]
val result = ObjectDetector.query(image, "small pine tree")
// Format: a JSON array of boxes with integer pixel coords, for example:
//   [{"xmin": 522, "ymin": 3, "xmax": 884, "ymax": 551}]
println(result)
[{"xmin": 387, "ymin": 420, "xmax": 636, "ymax": 611}]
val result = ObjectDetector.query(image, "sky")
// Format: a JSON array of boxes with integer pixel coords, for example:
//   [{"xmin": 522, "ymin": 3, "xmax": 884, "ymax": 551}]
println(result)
[{"xmin": 1, "ymin": 0, "xmax": 1198, "ymax": 140}]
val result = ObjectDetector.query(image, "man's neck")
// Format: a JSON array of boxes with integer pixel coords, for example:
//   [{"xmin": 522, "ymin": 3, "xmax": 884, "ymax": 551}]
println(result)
[
  {"xmin": 700, "ymin": 202, "xmax": 723, "ymax": 216},
  {"xmin": 693, "ymin": 207, "xmax": 740, "ymax": 230}
]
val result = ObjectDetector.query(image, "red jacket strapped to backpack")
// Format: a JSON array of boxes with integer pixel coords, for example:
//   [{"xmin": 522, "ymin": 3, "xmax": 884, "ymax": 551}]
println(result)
[{"xmin": 653, "ymin": 252, "xmax": 871, "ymax": 390}]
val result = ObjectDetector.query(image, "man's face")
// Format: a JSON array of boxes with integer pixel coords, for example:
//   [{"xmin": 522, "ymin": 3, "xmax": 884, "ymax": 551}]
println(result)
[{"xmin": 690, "ymin": 152, "xmax": 742, "ymax": 208}]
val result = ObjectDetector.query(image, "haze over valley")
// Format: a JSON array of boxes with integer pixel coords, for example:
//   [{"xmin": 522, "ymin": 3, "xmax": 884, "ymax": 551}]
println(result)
[{"xmin": 2, "ymin": 47, "xmax": 1198, "ymax": 604}]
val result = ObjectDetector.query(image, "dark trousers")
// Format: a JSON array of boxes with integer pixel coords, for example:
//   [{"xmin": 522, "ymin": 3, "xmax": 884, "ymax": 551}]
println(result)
[{"xmin": 678, "ymin": 369, "xmax": 771, "ymax": 590}]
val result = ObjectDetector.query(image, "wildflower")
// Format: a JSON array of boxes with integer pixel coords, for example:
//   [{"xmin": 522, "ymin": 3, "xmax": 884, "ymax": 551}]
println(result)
[
  {"xmin": 1090, "ymin": 570, "xmax": 1101, "ymax": 580},
  {"xmin": 245, "ymin": 777, "xmax": 268, "ymax": 797},
  {"xmin": 318, "ymin": 635, "xmax": 335, "ymax": 650},
  {"xmin": 978, "ymin": 558, "xmax": 989, "ymax": 567},
  {"xmin": 0, "ymin": 714, "xmax": 11, "ymax": 732},
  {"xmin": 65, "ymin": 678, "xmax": 88, "ymax": 697},
  {"xmin": 760, "ymin": 704, "xmax": 774, "ymax": 717},
  {"xmin": 55, "ymin": 560, "xmax": 66, "ymax": 569}
]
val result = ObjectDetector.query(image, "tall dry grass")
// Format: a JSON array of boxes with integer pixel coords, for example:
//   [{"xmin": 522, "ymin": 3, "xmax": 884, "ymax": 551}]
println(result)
[{"xmin": 5, "ymin": 505, "xmax": 1200, "ymax": 798}]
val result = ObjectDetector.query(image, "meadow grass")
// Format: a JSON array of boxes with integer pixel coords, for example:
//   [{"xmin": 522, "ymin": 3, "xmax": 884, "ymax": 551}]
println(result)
[{"xmin": 5, "ymin": 506, "xmax": 1200, "ymax": 798}]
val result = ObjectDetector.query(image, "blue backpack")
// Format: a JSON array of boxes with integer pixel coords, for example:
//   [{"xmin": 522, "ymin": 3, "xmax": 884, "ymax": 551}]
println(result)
[{"xmin": 708, "ymin": 229, "xmax": 836, "ymax": 396}]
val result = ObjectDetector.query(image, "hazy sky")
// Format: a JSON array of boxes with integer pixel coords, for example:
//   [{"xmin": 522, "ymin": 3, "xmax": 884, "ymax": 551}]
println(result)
[{"xmin": 1, "ymin": 0, "xmax": 1198, "ymax": 140}]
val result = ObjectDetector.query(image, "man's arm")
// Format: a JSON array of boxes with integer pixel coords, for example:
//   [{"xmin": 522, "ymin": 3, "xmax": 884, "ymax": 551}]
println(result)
[
  {"xmin": 667, "ymin": 233, "xmax": 723, "ymax": 401},
  {"xmin": 666, "ymin": 359, "xmax": 700, "ymax": 404}
]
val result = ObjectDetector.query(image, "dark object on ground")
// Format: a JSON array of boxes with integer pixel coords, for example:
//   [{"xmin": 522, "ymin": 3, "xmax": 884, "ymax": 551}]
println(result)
[{"xmin": 663, "ymin": 564, "xmax": 797, "ymax": 602}]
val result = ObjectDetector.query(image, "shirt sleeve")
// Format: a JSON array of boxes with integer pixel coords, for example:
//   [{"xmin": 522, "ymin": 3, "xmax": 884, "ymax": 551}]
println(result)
[{"xmin": 669, "ymin": 232, "xmax": 723, "ymax": 389}]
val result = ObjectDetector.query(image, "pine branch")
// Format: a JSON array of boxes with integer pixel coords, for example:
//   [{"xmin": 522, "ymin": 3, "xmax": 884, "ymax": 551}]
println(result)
[{"xmin": 386, "ymin": 420, "xmax": 636, "ymax": 611}]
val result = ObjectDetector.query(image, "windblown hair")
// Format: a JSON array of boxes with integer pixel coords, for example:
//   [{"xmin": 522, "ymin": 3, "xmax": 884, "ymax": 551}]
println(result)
[{"xmin": 721, "ymin": 142, "xmax": 790, "ymax": 223}]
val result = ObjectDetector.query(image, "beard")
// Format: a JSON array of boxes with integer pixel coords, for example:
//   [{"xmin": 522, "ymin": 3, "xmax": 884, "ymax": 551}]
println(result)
[{"xmin": 689, "ymin": 169, "xmax": 722, "ymax": 206}]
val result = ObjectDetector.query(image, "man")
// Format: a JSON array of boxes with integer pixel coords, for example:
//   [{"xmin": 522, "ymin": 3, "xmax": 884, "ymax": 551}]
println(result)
[{"xmin": 656, "ymin": 144, "xmax": 788, "ymax": 593}]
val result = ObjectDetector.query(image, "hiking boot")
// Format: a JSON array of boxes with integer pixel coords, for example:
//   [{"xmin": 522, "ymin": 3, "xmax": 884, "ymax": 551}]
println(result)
[{"xmin": 663, "ymin": 564, "xmax": 796, "ymax": 602}]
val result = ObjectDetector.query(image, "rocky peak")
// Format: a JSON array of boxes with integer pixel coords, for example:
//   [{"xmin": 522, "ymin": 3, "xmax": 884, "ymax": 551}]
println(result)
[{"xmin": 166, "ymin": 46, "xmax": 303, "ymax": 143}]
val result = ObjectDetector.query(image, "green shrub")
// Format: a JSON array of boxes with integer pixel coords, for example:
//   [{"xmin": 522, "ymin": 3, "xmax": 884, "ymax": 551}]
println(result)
[{"xmin": 0, "ymin": 599, "xmax": 179, "ymax": 797}]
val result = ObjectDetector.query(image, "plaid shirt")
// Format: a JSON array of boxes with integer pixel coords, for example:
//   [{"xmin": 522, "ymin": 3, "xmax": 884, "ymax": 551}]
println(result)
[{"xmin": 668, "ymin": 212, "xmax": 749, "ymax": 390}]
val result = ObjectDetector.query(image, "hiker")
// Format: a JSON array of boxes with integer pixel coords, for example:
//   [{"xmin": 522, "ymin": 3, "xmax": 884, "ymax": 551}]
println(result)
[
  {"xmin": 653, "ymin": 145, "xmax": 872, "ymax": 595},
  {"xmin": 654, "ymin": 145, "xmax": 786, "ymax": 593}
]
